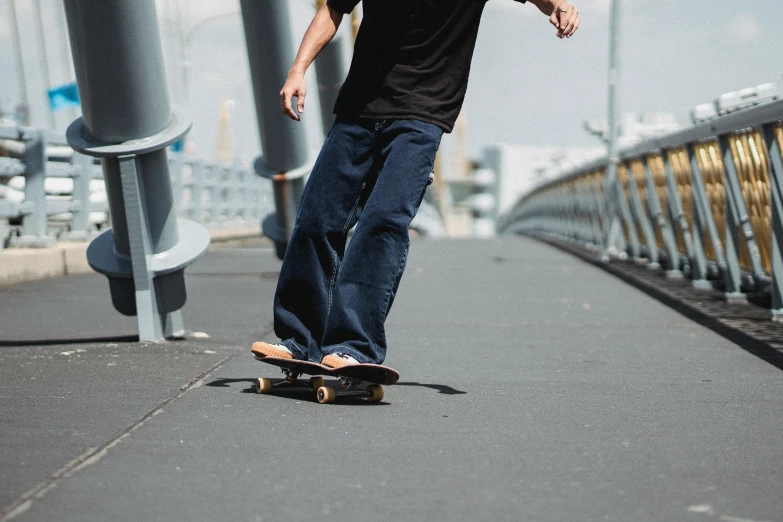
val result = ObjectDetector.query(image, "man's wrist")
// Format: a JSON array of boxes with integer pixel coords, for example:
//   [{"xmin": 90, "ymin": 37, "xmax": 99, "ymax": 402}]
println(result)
[
  {"xmin": 289, "ymin": 64, "xmax": 307, "ymax": 78},
  {"xmin": 547, "ymin": 0, "xmax": 564, "ymax": 16},
  {"xmin": 530, "ymin": 0, "xmax": 563, "ymax": 16}
]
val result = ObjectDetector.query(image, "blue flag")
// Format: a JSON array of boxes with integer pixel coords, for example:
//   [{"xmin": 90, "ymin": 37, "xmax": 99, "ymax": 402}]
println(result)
[{"xmin": 48, "ymin": 82, "xmax": 80, "ymax": 111}]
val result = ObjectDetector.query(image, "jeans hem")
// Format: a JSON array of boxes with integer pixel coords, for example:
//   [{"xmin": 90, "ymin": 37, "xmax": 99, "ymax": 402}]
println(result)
[
  {"xmin": 280, "ymin": 338, "xmax": 310, "ymax": 361},
  {"xmin": 322, "ymin": 344, "xmax": 374, "ymax": 365}
]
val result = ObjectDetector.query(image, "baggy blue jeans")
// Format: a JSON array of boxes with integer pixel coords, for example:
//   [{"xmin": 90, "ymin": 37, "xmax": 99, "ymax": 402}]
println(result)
[{"xmin": 273, "ymin": 116, "xmax": 443, "ymax": 364}]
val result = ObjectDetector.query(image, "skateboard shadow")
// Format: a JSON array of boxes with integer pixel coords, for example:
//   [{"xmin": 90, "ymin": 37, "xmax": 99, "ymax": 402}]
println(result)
[
  {"xmin": 206, "ymin": 377, "xmax": 258, "ymax": 393},
  {"xmin": 394, "ymin": 382, "xmax": 467, "ymax": 395},
  {"xmin": 206, "ymin": 378, "xmax": 467, "ymax": 397}
]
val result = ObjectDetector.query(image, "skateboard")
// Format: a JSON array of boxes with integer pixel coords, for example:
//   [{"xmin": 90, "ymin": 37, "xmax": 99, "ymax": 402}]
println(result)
[{"xmin": 254, "ymin": 355, "xmax": 399, "ymax": 404}]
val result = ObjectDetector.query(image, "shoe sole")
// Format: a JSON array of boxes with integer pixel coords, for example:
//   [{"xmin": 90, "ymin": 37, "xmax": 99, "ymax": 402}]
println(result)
[{"xmin": 251, "ymin": 342, "xmax": 293, "ymax": 359}]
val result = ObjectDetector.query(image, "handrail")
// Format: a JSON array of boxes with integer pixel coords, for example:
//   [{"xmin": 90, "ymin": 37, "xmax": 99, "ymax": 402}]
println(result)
[
  {"xmin": 500, "ymin": 98, "xmax": 783, "ymax": 322},
  {"xmin": 0, "ymin": 122, "xmax": 272, "ymax": 249},
  {"xmin": 515, "ymin": 99, "xmax": 783, "ymax": 202}
]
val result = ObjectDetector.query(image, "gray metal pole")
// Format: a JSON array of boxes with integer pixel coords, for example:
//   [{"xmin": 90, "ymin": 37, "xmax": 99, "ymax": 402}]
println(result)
[
  {"xmin": 33, "ymin": 0, "xmax": 56, "ymax": 130},
  {"xmin": 662, "ymin": 152, "xmax": 694, "ymax": 275},
  {"xmin": 64, "ymin": 0, "xmax": 210, "ymax": 341},
  {"xmin": 241, "ymin": 0, "xmax": 309, "ymax": 172},
  {"xmin": 8, "ymin": 0, "xmax": 29, "ymax": 124},
  {"xmin": 642, "ymin": 159, "xmax": 681, "ymax": 278},
  {"xmin": 240, "ymin": 0, "xmax": 311, "ymax": 259},
  {"xmin": 761, "ymin": 124, "xmax": 783, "ymax": 321},
  {"xmin": 624, "ymin": 162, "xmax": 659, "ymax": 268},
  {"xmin": 719, "ymin": 135, "xmax": 765, "ymax": 280},
  {"xmin": 65, "ymin": 151, "xmax": 94, "ymax": 240},
  {"xmin": 687, "ymin": 145, "xmax": 727, "ymax": 272},
  {"xmin": 54, "ymin": 0, "xmax": 78, "ymax": 124},
  {"xmin": 15, "ymin": 129, "xmax": 53, "ymax": 246},
  {"xmin": 602, "ymin": 0, "xmax": 623, "ymax": 261},
  {"xmin": 161, "ymin": 0, "xmax": 183, "ymax": 105}
]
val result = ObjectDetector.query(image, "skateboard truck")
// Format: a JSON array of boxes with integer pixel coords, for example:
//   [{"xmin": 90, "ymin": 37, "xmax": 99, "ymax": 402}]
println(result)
[
  {"xmin": 256, "ymin": 370, "xmax": 384, "ymax": 404},
  {"xmin": 254, "ymin": 355, "xmax": 396, "ymax": 404},
  {"xmin": 256, "ymin": 370, "xmax": 325, "ymax": 395},
  {"xmin": 317, "ymin": 378, "xmax": 384, "ymax": 404}
]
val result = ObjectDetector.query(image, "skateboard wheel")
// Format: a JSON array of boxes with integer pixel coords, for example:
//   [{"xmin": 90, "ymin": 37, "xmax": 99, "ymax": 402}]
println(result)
[
  {"xmin": 257, "ymin": 378, "xmax": 273, "ymax": 394},
  {"xmin": 317, "ymin": 386, "xmax": 336, "ymax": 404},
  {"xmin": 367, "ymin": 384, "xmax": 384, "ymax": 402},
  {"xmin": 309, "ymin": 376, "xmax": 325, "ymax": 391}
]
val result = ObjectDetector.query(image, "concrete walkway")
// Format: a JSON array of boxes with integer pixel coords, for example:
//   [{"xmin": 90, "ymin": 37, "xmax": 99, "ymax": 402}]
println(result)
[{"xmin": 1, "ymin": 238, "xmax": 781, "ymax": 521}]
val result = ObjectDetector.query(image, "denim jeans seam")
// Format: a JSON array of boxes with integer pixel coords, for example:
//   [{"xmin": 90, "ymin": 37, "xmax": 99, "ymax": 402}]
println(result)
[
  {"xmin": 342, "ymin": 192, "xmax": 363, "ymax": 234},
  {"xmin": 332, "ymin": 190, "xmax": 363, "ymax": 314},
  {"xmin": 379, "ymin": 244, "xmax": 409, "ymax": 340},
  {"xmin": 328, "ymin": 252, "xmax": 338, "ymax": 315}
]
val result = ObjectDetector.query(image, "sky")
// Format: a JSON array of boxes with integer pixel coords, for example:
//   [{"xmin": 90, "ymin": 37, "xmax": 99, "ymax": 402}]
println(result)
[{"xmin": 1, "ymin": 0, "xmax": 781, "ymax": 167}]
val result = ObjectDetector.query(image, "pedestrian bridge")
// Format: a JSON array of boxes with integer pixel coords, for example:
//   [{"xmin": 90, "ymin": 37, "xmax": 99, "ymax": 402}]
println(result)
[
  {"xmin": 1, "ymin": 237, "xmax": 781, "ymax": 521},
  {"xmin": 2, "ymin": 0, "xmax": 783, "ymax": 519}
]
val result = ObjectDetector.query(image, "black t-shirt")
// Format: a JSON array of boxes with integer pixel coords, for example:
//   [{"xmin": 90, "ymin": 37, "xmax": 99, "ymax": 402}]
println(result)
[{"xmin": 326, "ymin": 0, "xmax": 526, "ymax": 133}]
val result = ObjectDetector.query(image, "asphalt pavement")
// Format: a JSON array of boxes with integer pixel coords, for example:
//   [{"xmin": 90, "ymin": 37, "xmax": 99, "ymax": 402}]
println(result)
[{"xmin": 1, "ymin": 238, "xmax": 782, "ymax": 521}]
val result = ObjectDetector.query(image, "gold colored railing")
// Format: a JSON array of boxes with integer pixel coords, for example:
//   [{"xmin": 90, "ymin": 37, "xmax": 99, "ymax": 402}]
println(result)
[
  {"xmin": 727, "ymin": 130, "xmax": 772, "ymax": 274},
  {"xmin": 500, "ymin": 98, "xmax": 783, "ymax": 321},
  {"xmin": 647, "ymin": 153, "xmax": 686, "ymax": 254},
  {"xmin": 693, "ymin": 140, "xmax": 726, "ymax": 262},
  {"xmin": 630, "ymin": 159, "xmax": 664, "ymax": 250},
  {"xmin": 618, "ymin": 164, "xmax": 643, "ymax": 243}
]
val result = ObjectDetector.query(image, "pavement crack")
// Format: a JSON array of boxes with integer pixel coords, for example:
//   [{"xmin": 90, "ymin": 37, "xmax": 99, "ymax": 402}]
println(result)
[{"xmin": 0, "ymin": 354, "xmax": 234, "ymax": 522}]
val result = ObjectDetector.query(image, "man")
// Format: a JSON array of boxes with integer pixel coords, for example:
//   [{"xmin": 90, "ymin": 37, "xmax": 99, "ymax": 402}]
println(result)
[{"xmin": 252, "ymin": 0, "xmax": 580, "ymax": 368}]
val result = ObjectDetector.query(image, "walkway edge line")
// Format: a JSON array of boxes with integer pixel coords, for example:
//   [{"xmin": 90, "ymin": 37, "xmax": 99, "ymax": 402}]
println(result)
[
  {"xmin": 0, "ymin": 354, "xmax": 233, "ymax": 521},
  {"xmin": 531, "ymin": 235, "xmax": 783, "ymax": 372},
  {"xmin": 0, "ymin": 227, "xmax": 262, "ymax": 287}
]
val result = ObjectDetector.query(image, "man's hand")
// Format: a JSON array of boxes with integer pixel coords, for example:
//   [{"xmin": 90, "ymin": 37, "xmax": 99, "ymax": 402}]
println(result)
[
  {"xmin": 549, "ymin": 2, "xmax": 580, "ymax": 38},
  {"xmin": 280, "ymin": 71, "xmax": 307, "ymax": 121}
]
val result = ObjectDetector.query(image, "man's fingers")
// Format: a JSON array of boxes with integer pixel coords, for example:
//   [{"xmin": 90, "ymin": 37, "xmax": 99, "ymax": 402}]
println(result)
[
  {"xmin": 553, "ymin": 3, "xmax": 569, "ymax": 38},
  {"xmin": 551, "ymin": 3, "xmax": 579, "ymax": 39},
  {"xmin": 564, "ymin": 10, "xmax": 579, "ymax": 37},
  {"xmin": 567, "ymin": 13, "xmax": 580, "ymax": 37},
  {"xmin": 297, "ymin": 89, "xmax": 306, "ymax": 114},
  {"xmin": 554, "ymin": 11, "xmax": 565, "ymax": 37},
  {"xmin": 279, "ymin": 88, "xmax": 300, "ymax": 121},
  {"xmin": 550, "ymin": 12, "xmax": 564, "ymax": 37}
]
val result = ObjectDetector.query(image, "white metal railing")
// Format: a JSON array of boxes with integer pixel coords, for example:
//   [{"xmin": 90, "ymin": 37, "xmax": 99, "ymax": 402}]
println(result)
[{"xmin": 0, "ymin": 122, "xmax": 272, "ymax": 249}]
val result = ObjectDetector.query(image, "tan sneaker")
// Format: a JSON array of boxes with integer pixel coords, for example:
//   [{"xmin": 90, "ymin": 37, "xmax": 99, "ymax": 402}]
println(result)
[
  {"xmin": 322, "ymin": 352, "xmax": 360, "ymax": 368},
  {"xmin": 251, "ymin": 341, "xmax": 293, "ymax": 359}
]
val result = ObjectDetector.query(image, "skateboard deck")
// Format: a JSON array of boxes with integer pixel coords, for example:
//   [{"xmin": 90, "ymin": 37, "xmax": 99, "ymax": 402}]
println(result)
[
  {"xmin": 254, "ymin": 355, "xmax": 398, "ymax": 404},
  {"xmin": 256, "ymin": 356, "xmax": 337, "ymax": 377},
  {"xmin": 334, "ymin": 363, "xmax": 399, "ymax": 386}
]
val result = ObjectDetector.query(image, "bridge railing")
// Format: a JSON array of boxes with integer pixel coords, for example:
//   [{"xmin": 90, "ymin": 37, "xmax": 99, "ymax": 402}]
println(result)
[
  {"xmin": 0, "ymin": 122, "xmax": 271, "ymax": 249},
  {"xmin": 0, "ymin": 123, "xmax": 106, "ymax": 247},
  {"xmin": 177, "ymin": 157, "xmax": 272, "ymax": 231},
  {"xmin": 499, "ymin": 99, "xmax": 783, "ymax": 321}
]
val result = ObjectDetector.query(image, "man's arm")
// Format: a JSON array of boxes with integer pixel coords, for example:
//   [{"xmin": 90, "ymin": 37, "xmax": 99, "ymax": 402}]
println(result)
[
  {"xmin": 280, "ymin": 4, "xmax": 344, "ymax": 121},
  {"xmin": 526, "ymin": 0, "xmax": 580, "ymax": 39}
]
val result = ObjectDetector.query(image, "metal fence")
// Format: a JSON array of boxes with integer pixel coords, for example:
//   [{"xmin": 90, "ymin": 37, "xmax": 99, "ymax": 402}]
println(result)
[
  {"xmin": 499, "ymin": 99, "xmax": 783, "ymax": 322},
  {"xmin": 176, "ymin": 156, "xmax": 272, "ymax": 231},
  {"xmin": 0, "ymin": 122, "xmax": 272, "ymax": 250},
  {"xmin": 0, "ymin": 124, "xmax": 103, "ymax": 247}
]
